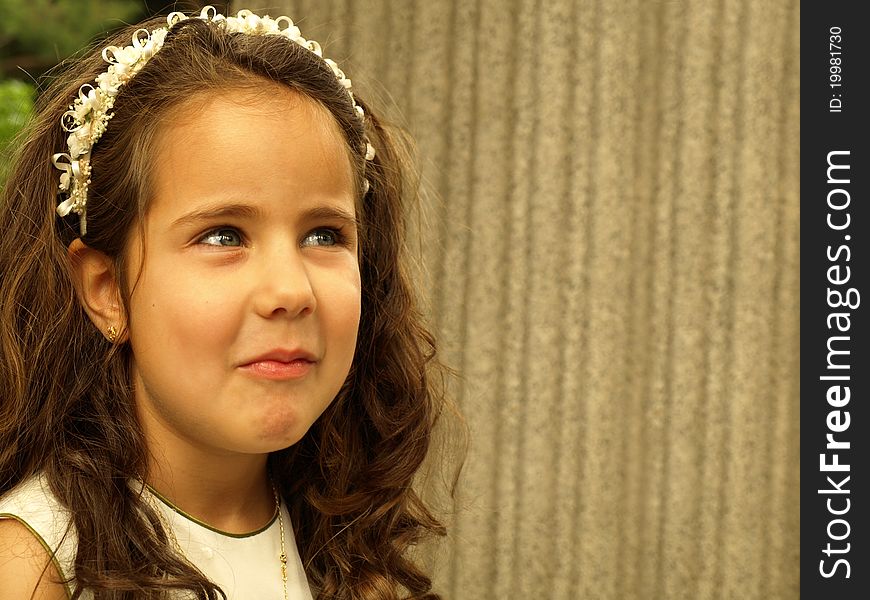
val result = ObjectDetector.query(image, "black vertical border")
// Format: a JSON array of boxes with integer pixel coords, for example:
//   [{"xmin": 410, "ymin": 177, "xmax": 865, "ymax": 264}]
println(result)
[{"xmin": 801, "ymin": 2, "xmax": 868, "ymax": 598}]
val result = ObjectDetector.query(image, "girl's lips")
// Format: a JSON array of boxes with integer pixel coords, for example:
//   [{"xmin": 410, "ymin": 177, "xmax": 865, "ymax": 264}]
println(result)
[{"xmin": 238, "ymin": 359, "xmax": 314, "ymax": 380}]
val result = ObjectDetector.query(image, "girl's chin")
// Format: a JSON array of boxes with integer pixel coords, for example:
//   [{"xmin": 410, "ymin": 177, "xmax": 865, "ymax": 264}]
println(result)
[{"xmin": 250, "ymin": 416, "xmax": 313, "ymax": 451}]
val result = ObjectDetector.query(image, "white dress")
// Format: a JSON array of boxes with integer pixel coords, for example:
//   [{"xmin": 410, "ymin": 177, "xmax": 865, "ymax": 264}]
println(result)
[{"xmin": 0, "ymin": 474, "xmax": 314, "ymax": 599}]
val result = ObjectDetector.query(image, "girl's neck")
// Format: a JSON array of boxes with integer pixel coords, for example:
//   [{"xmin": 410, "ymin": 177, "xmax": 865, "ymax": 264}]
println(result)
[{"xmin": 144, "ymin": 445, "xmax": 276, "ymax": 535}]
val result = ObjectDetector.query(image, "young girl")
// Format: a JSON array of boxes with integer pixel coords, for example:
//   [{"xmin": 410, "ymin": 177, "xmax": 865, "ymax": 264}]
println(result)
[{"xmin": 0, "ymin": 6, "xmax": 452, "ymax": 599}]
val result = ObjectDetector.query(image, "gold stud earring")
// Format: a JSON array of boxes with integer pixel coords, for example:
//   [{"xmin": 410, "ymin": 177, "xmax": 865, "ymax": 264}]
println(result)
[{"xmin": 107, "ymin": 325, "xmax": 118, "ymax": 343}]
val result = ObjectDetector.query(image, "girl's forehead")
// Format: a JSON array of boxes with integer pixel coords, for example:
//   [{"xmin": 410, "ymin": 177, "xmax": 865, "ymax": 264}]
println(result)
[
  {"xmin": 145, "ymin": 89, "xmax": 355, "ymax": 223},
  {"xmin": 158, "ymin": 87, "xmax": 346, "ymax": 150}
]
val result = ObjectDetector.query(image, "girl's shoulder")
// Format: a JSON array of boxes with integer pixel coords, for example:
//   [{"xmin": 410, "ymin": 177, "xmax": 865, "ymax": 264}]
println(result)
[
  {"xmin": 0, "ymin": 518, "xmax": 70, "ymax": 599},
  {"xmin": 0, "ymin": 474, "xmax": 78, "ymax": 598}
]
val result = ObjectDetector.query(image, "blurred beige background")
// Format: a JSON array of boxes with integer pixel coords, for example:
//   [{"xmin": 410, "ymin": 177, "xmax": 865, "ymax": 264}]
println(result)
[{"xmin": 242, "ymin": 1, "xmax": 800, "ymax": 598}]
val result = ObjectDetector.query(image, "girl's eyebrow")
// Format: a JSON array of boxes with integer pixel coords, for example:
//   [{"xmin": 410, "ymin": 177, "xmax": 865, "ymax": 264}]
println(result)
[
  {"xmin": 170, "ymin": 202, "xmax": 358, "ymax": 230},
  {"xmin": 171, "ymin": 203, "xmax": 260, "ymax": 229},
  {"xmin": 301, "ymin": 205, "xmax": 360, "ymax": 230}
]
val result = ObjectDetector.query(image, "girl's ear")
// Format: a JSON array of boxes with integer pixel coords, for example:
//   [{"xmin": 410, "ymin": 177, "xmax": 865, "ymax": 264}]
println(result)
[{"xmin": 67, "ymin": 238, "xmax": 127, "ymax": 342}]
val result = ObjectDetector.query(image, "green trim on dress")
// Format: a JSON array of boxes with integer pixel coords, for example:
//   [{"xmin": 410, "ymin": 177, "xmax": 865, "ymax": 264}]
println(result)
[{"xmin": 143, "ymin": 485, "xmax": 280, "ymax": 539}]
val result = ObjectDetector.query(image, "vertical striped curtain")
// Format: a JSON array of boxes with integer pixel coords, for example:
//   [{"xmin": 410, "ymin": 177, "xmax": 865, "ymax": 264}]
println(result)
[{"xmin": 241, "ymin": 1, "xmax": 800, "ymax": 598}]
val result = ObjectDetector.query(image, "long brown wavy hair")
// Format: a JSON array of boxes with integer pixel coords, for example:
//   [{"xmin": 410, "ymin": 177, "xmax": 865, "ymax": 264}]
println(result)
[{"xmin": 0, "ymin": 12, "xmax": 459, "ymax": 600}]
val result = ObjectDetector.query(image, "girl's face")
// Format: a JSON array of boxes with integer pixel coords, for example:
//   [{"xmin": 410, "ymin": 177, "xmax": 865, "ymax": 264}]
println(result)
[{"xmin": 124, "ymin": 89, "xmax": 361, "ymax": 457}]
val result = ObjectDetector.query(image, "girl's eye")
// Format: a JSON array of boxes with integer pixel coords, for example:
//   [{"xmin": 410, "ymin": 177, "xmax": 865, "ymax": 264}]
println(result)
[
  {"xmin": 199, "ymin": 228, "xmax": 243, "ymax": 247},
  {"xmin": 302, "ymin": 227, "xmax": 347, "ymax": 248}
]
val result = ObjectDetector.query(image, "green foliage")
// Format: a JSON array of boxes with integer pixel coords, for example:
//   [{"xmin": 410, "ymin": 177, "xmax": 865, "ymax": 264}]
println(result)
[
  {"xmin": 0, "ymin": 79, "xmax": 33, "ymax": 181},
  {"xmin": 0, "ymin": 0, "xmax": 143, "ymax": 67},
  {"xmin": 0, "ymin": 0, "xmax": 143, "ymax": 182},
  {"xmin": 0, "ymin": 79, "xmax": 32, "ymax": 140}
]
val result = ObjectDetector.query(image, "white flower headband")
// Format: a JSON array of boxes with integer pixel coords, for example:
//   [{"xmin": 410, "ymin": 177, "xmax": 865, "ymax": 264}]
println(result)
[{"xmin": 52, "ymin": 5, "xmax": 375, "ymax": 236}]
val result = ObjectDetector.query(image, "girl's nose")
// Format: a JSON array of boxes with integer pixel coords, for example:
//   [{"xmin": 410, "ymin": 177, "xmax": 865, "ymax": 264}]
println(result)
[{"xmin": 252, "ymin": 248, "xmax": 317, "ymax": 319}]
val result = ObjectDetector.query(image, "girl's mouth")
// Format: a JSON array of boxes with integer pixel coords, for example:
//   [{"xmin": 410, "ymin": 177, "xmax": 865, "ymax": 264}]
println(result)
[{"xmin": 238, "ymin": 359, "xmax": 314, "ymax": 381}]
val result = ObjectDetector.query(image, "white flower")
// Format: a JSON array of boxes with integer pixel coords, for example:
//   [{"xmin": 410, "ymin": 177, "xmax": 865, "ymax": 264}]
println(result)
[
  {"xmin": 243, "ymin": 13, "xmax": 261, "ymax": 31},
  {"xmin": 72, "ymin": 103, "xmax": 90, "ymax": 124},
  {"xmin": 67, "ymin": 124, "xmax": 92, "ymax": 157},
  {"xmin": 137, "ymin": 28, "xmax": 168, "ymax": 60},
  {"xmin": 59, "ymin": 171, "xmax": 71, "ymax": 192},
  {"xmin": 113, "ymin": 45, "xmax": 141, "ymax": 66},
  {"xmin": 108, "ymin": 45, "xmax": 142, "ymax": 78},
  {"xmin": 96, "ymin": 71, "xmax": 121, "ymax": 94},
  {"xmin": 73, "ymin": 87, "xmax": 104, "ymax": 122},
  {"xmin": 67, "ymin": 135, "xmax": 85, "ymax": 158},
  {"xmin": 150, "ymin": 28, "xmax": 168, "ymax": 49}
]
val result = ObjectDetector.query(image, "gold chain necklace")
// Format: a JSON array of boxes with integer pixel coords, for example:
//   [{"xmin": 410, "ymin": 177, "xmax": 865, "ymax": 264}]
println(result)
[
  {"xmin": 141, "ymin": 481, "xmax": 289, "ymax": 600},
  {"xmin": 274, "ymin": 483, "xmax": 289, "ymax": 600}
]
